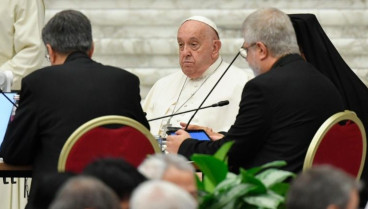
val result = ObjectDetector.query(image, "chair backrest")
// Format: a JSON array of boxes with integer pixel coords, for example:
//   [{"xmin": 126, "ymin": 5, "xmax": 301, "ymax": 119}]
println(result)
[
  {"xmin": 303, "ymin": 110, "xmax": 366, "ymax": 179},
  {"xmin": 58, "ymin": 115, "xmax": 161, "ymax": 173}
]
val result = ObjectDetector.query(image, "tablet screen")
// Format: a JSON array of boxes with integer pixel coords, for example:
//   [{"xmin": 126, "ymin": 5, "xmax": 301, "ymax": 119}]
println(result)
[
  {"xmin": 168, "ymin": 129, "xmax": 210, "ymax": 141},
  {"xmin": 0, "ymin": 92, "xmax": 17, "ymax": 145}
]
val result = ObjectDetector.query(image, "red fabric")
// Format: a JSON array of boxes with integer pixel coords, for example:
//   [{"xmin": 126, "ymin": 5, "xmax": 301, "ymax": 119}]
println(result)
[
  {"xmin": 64, "ymin": 126, "xmax": 155, "ymax": 173},
  {"xmin": 313, "ymin": 120, "xmax": 363, "ymax": 177}
]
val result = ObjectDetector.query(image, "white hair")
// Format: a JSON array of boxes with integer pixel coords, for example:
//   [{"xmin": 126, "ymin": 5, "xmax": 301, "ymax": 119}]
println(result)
[
  {"xmin": 138, "ymin": 154, "xmax": 195, "ymax": 179},
  {"xmin": 49, "ymin": 176, "xmax": 120, "ymax": 209},
  {"xmin": 242, "ymin": 8, "xmax": 300, "ymax": 58},
  {"xmin": 130, "ymin": 180, "xmax": 197, "ymax": 209},
  {"xmin": 287, "ymin": 165, "xmax": 361, "ymax": 209}
]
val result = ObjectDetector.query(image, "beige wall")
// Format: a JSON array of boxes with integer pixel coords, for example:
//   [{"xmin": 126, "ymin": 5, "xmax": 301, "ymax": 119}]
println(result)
[{"xmin": 44, "ymin": 0, "xmax": 368, "ymax": 98}]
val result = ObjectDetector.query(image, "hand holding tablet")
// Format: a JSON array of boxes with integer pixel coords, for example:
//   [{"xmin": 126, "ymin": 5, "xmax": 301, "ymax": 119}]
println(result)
[{"xmin": 167, "ymin": 129, "xmax": 211, "ymax": 141}]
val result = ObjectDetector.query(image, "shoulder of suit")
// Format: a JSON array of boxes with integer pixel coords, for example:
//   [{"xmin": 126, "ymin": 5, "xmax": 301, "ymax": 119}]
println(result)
[
  {"xmin": 24, "ymin": 65, "xmax": 54, "ymax": 80},
  {"xmin": 92, "ymin": 63, "xmax": 138, "ymax": 78}
]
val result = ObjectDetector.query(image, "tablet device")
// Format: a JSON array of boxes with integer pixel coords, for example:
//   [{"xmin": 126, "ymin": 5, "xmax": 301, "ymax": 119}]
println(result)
[
  {"xmin": 0, "ymin": 92, "xmax": 17, "ymax": 145},
  {"xmin": 167, "ymin": 129, "xmax": 211, "ymax": 141}
]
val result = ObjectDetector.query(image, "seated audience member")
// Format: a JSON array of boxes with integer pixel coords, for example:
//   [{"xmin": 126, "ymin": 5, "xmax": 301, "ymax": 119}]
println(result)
[
  {"xmin": 0, "ymin": 9, "xmax": 148, "ymax": 208},
  {"xmin": 130, "ymin": 180, "xmax": 197, "ymax": 209},
  {"xmin": 290, "ymin": 14, "xmax": 368, "ymax": 206},
  {"xmin": 286, "ymin": 165, "xmax": 361, "ymax": 209},
  {"xmin": 31, "ymin": 172, "xmax": 75, "ymax": 209},
  {"xmin": 83, "ymin": 157, "xmax": 146, "ymax": 209},
  {"xmin": 143, "ymin": 15, "xmax": 253, "ymax": 137},
  {"xmin": 138, "ymin": 153, "xmax": 197, "ymax": 198},
  {"xmin": 49, "ymin": 176, "xmax": 120, "ymax": 209},
  {"xmin": 166, "ymin": 7, "xmax": 344, "ymax": 174}
]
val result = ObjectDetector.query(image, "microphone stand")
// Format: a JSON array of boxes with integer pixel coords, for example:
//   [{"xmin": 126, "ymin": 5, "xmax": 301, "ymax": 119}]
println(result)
[
  {"xmin": 148, "ymin": 100, "xmax": 229, "ymax": 122},
  {"xmin": 185, "ymin": 52, "xmax": 240, "ymax": 130}
]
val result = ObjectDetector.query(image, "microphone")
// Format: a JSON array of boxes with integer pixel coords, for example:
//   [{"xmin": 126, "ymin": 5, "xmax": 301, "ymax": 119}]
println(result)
[
  {"xmin": 148, "ymin": 100, "xmax": 229, "ymax": 122},
  {"xmin": 185, "ymin": 52, "xmax": 240, "ymax": 130},
  {"xmin": 213, "ymin": 100, "xmax": 229, "ymax": 107},
  {"xmin": 0, "ymin": 88, "xmax": 18, "ymax": 108}
]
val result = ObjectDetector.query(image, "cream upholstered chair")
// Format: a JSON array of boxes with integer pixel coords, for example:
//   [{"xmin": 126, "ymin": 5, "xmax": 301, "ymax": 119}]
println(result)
[
  {"xmin": 303, "ymin": 110, "xmax": 366, "ymax": 179},
  {"xmin": 58, "ymin": 115, "xmax": 160, "ymax": 173}
]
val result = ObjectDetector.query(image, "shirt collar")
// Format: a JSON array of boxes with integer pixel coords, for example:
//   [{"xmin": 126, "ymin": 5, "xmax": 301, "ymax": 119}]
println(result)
[{"xmin": 64, "ymin": 51, "xmax": 90, "ymax": 63}]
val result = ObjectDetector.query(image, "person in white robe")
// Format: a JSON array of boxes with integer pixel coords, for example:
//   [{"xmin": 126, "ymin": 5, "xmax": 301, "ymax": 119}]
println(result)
[
  {"xmin": 143, "ymin": 16, "xmax": 253, "ymax": 137},
  {"xmin": 0, "ymin": 0, "xmax": 45, "ymax": 91}
]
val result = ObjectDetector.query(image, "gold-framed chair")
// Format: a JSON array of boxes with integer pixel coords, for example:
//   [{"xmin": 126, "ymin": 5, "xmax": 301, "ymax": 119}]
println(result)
[
  {"xmin": 303, "ymin": 110, "xmax": 366, "ymax": 179},
  {"xmin": 58, "ymin": 115, "xmax": 160, "ymax": 173}
]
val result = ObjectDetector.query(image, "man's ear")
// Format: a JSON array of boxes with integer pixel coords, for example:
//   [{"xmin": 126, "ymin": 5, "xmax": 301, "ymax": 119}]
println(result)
[
  {"xmin": 87, "ymin": 42, "xmax": 95, "ymax": 58},
  {"xmin": 212, "ymin": 40, "xmax": 221, "ymax": 59},
  {"xmin": 46, "ymin": 44, "xmax": 56, "ymax": 64},
  {"xmin": 257, "ymin": 42, "xmax": 268, "ymax": 60}
]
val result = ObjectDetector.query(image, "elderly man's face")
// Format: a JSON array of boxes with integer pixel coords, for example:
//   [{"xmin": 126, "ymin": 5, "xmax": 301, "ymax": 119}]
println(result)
[
  {"xmin": 162, "ymin": 166, "xmax": 197, "ymax": 199},
  {"xmin": 177, "ymin": 21, "xmax": 218, "ymax": 79},
  {"xmin": 241, "ymin": 42, "xmax": 260, "ymax": 75}
]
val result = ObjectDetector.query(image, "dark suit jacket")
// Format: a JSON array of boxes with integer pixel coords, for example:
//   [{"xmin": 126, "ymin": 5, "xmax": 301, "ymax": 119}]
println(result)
[
  {"xmin": 0, "ymin": 52, "xmax": 149, "ymax": 206},
  {"xmin": 179, "ymin": 54, "xmax": 344, "ymax": 173}
]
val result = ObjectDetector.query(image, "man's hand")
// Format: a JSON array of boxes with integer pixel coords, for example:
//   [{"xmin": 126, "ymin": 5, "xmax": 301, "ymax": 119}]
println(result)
[
  {"xmin": 166, "ymin": 129, "xmax": 191, "ymax": 154},
  {"xmin": 180, "ymin": 122, "xmax": 224, "ymax": 141}
]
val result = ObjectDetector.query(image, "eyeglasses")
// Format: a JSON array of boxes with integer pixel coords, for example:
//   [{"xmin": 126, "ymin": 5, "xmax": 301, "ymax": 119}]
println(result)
[
  {"xmin": 45, "ymin": 54, "xmax": 50, "ymax": 62},
  {"xmin": 239, "ymin": 43, "xmax": 257, "ymax": 59}
]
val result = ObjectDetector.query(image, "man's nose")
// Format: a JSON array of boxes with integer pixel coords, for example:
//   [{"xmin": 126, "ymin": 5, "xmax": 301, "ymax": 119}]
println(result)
[{"xmin": 182, "ymin": 45, "xmax": 192, "ymax": 56}]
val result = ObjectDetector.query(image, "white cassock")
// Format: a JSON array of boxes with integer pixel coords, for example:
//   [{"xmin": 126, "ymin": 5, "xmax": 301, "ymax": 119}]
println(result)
[
  {"xmin": 0, "ymin": 0, "xmax": 45, "ymax": 91},
  {"xmin": 143, "ymin": 56, "xmax": 254, "ymax": 137}
]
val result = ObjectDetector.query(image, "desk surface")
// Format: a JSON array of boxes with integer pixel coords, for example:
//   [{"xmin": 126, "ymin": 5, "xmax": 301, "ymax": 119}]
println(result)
[{"xmin": 0, "ymin": 158, "xmax": 32, "ymax": 177}]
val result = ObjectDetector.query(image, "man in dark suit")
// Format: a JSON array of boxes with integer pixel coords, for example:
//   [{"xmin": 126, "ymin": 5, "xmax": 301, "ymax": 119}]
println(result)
[
  {"xmin": 0, "ymin": 10, "xmax": 148, "ymax": 208},
  {"xmin": 166, "ymin": 8, "xmax": 344, "ymax": 173}
]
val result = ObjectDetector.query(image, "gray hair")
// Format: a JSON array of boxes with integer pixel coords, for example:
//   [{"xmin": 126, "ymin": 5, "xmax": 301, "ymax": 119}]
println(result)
[
  {"xmin": 138, "ymin": 154, "xmax": 195, "ymax": 179},
  {"xmin": 49, "ymin": 176, "xmax": 120, "ymax": 209},
  {"xmin": 42, "ymin": 10, "xmax": 93, "ymax": 54},
  {"xmin": 242, "ymin": 8, "xmax": 300, "ymax": 58},
  {"xmin": 286, "ymin": 165, "xmax": 361, "ymax": 209},
  {"xmin": 130, "ymin": 180, "xmax": 197, "ymax": 209}
]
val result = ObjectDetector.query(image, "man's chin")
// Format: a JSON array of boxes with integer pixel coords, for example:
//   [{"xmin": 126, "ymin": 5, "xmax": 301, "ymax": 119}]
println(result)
[
  {"xmin": 249, "ymin": 65, "xmax": 261, "ymax": 76},
  {"xmin": 182, "ymin": 67, "xmax": 195, "ymax": 75}
]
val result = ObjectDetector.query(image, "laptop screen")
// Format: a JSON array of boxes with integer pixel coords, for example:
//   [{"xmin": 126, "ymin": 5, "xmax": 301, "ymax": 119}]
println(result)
[{"xmin": 0, "ymin": 92, "xmax": 17, "ymax": 146}]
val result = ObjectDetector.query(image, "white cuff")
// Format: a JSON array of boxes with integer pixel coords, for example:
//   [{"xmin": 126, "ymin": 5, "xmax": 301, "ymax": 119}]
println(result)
[{"xmin": 0, "ymin": 71, "xmax": 13, "ymax": 92}]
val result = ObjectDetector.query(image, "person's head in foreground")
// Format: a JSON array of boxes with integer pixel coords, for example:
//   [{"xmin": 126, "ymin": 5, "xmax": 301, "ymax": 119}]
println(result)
[
  {"xmin": 138, "ymin": 153, "xmax": 197, "ymax": 198},
  {"xmin": 286, "ymin": 165, "xmax": 361, "ymax": 209},
  {"xmin": 49, "ymin": 176, "xmax": 120, "ymax": 209},
  {"xmin": 130, "ymin": 180, "xmax": 197, "ymax": 209},
  {"xmin": 83, "ymin": 157, "xmax": 146, "ymax": 209},
  {"xmin": 31, "ymin": 172, "xmax": 75, "ymax": 209},
  {"xmin": 240, "ymin": 7, "xmax": 300, "ymax": 76}
]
